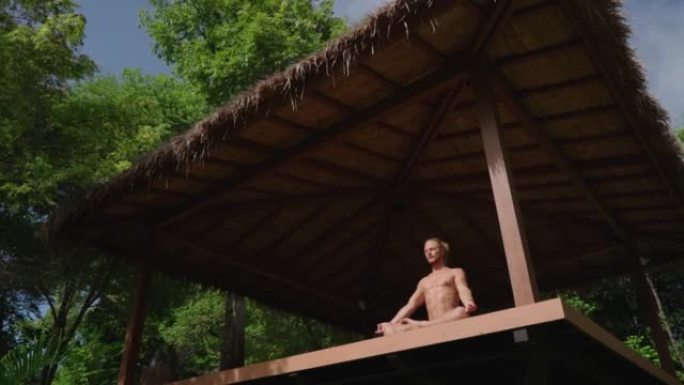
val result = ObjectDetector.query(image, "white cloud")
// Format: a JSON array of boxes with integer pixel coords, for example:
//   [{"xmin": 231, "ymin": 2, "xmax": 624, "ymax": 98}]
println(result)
[{"xmin": 623, "ymin": 0, "xmax": 684, "ymax": 127}]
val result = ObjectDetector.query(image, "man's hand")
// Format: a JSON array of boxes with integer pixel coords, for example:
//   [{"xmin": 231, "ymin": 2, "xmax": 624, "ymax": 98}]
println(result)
[
  {"xmin": 375, "ymin": 322, "xmax": 392, "ymax": 335},
  {"xmin": 401, "ymin": 318, "xmax": 427, "ymax": 327},
  {"xmin": 464, "ymin": 301, "xmax": 478, "ymax": 313}
]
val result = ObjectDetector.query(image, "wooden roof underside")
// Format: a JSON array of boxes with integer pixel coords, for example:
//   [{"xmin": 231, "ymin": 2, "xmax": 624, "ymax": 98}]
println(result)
[{"xmin": 53, "ymin": 0, "xmax": 684, "ymax": 332}]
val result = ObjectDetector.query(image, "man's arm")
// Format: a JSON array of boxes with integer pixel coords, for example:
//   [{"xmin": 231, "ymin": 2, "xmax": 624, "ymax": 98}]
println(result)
[
  {"xmin": 389, "ymin": 283, "xmax": 425, "ymax": 323},
  {"xmin": 454, "ymin": 269, "xmax": 477, "ymax": 313}
]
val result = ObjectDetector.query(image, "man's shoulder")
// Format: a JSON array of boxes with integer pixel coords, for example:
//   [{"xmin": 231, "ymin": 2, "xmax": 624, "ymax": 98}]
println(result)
[{"xmin": 449, "ymin": 267, "xmax": 465, "ymax": 276}]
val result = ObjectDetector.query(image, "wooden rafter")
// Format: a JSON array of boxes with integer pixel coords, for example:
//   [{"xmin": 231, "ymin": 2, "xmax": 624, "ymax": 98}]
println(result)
[
  {"xmin": 208, "ymin": 187, "xmax": 388, "ymax": 208},
  {"xmin": 157, "ymin": 62, "xmax": 473, "ymax": 229},
  {"xmin": 393, "ymin": 84, "xmax": 466, "ymax": 191},
  {"xmin": 282, "ymin": 197, "xmax": 382, "ymax": 275},
  {"xmin": 175, "ymin": 237, "xmax": 359, "ymax": 312},
  {"xmin": 301, "ymin": 157, "xmax": 389, "ymax": 185},
  {"xmin": 256, "ymin": 202, "xmax": 333, "ymax": 258},
  {"xmin": 488, "ymin": 63, "xmax": 628, "ymax": 239},
  {"xmin": 233, "ymin": 206, "xmax": 284, "ymax": 245},
  {"xmin": 312, "ymin": 222, "xmax": 382, "ymax": 290},
  {"xmin": 496, "ymin": 37, "xmax": 583, "ymax": 65}
]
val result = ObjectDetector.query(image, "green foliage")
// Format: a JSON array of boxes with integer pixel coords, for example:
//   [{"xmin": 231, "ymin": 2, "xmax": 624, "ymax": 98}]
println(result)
[
  {"xmin": 141, "ymin": 0, "xmax": 345, "ymax": 106},
  {"xmin": 559, "ymin": 265, "xmax": 684, "ymax": 374},
  {"xmin": 625, "ymin": 334, "xmax": 660, "ymax": 365},
  {"xmin": 559, "ymin": 291, "xmax": 598, "ymax": 316},
  {"xmin": 0, "ymin": 333, "xmax": 69, "ymax": 385},
  {"xmin": 49, "ymin": 69, "xmax": 209, "ymax": 185},
  {"xmin": 245, "ymin": 298, "xmax": 359, "ymax": 364},
  {"xmin": 158, "ymin": 289, "xmax": 224, "ymax": 376},
  {"xmin": 154, "ymin": 289, "xmax": 359, "ymax": 378},
  {"xmin": 0, "ymin": 0, "xmax": 95, "ymax": 214}
]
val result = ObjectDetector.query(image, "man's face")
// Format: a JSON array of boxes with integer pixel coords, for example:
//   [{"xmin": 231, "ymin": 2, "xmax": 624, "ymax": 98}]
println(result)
[{"xmin": 424, "ymin": 240, "xmax": 444, "ymax": 264}]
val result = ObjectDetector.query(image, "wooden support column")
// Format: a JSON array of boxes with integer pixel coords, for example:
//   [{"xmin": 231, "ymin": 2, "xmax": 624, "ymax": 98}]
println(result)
[
  {"xmin": 629, "ymin": 251, "xmax": 677, "ymax": 376},
  {"xmin": 117, "ymin": 265, "xmax": 152, "ymax": 385},
  {"xmin": 220, "ymin": 292, "xmax": 246, "ymax": 370},
  {"xmin": 473, "ymin": 67, "xmax": 539, "ymax": 306}
]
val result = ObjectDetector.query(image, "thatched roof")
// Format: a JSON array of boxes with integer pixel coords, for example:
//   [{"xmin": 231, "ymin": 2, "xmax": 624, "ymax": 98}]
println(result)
[{"xmin": 51, "ymin": 0, "xmax": 684, "ymax": 332}]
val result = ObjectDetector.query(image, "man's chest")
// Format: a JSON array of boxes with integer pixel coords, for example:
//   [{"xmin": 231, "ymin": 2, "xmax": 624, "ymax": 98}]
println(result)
[{"xmin": 423, "ymin": 273, "xmax": 455, "ymax": 290}]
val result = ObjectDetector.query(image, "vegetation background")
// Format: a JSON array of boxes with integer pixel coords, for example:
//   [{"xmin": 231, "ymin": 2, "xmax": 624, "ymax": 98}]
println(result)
[{"xmin": 1, "ymin": 0, "xmax": 682, "ymax": 383}]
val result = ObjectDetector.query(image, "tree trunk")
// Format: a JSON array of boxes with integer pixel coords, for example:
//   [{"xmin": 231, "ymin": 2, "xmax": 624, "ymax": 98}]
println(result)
[{"xmin": 220, "ymin": 292, "xmax": 245, "ymax": 370}]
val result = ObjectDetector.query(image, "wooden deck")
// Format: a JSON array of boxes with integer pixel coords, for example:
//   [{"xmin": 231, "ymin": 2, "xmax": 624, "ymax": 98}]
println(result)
[{"xmin": 169, "ymin": 299, "xmax": 679, "ymax": 385}]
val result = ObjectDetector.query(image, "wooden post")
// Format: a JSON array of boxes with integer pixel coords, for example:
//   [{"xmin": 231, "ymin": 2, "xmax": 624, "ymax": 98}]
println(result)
[
  {"xmin": 117, "ymin": 265, "xmax": 152, "ymax": 385},
  {"xmin": 473, "ymin": 67, "xmax": 539, "ymax": 306},
  {"xmin": 630, "ymin": 253, "xmax": 677, "ymax": 376},
  {"xmin": 220, "ymin": 292, "xmax": 246, "ymax": 370}
]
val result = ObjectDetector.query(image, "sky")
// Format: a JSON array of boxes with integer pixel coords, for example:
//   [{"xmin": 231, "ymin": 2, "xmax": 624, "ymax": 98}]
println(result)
[{"xmin": 75, "ymin": 0, "xmax": 683, "ymax": 127}]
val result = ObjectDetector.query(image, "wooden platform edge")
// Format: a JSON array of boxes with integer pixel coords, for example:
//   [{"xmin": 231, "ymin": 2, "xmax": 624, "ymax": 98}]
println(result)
[
  {"xmin": 560, "ymin": 301, "xmax": 681, "ymax": 385},
  {"xmin": 168, "ymin": 299, "xmax": 567, "ymax": 385}
]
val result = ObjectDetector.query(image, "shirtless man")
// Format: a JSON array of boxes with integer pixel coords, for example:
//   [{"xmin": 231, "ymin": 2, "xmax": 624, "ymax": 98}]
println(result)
[{"xmin": 376, "ymin": 237, "xmax": 477, "ymax": 336}]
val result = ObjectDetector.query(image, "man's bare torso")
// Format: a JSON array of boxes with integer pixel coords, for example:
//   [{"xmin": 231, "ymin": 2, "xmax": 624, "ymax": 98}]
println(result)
[
  {"xmin": 420, "ymin": 268, "xmax": 462, "ymax": 320},
  {"xmin": 375, "ymin": 238, "xmax": 475, "ymax": 336}
]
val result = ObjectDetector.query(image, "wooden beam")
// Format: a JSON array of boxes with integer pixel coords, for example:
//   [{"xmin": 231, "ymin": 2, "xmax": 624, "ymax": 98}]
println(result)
[
  {"xmin": 417, "ymin": 188, "xmax": 611, "ymax": 233},
  {"xmin": 629, "ymin": 250, "xmax": 677, "ymax": 376},
  {"xmin": 157, "ymin": 60, "xmax": 473, "ymax": 230},
  {"xmin": 377, "ymin": 122, "xmax": 418, "ymax": 139},
  {"xmin": 233, "ymin": 206, "xmax": 283, "ymax": 245},
  {"xmin": 272, "ymin": 171, "xmax": 342, "ymax": 190},
  {"xmin": 496, "ymin": 38, "xmax": 583, "ymax": 65},
  {"xmin": 394, "ymin": 84, "xmax": 466, "ymax": 191},
  {"xmin": 210, "ymin": 187, "xmax": 387, "ymax": 208},
  {"xmin": 517, "ymin": 73, "xmax": 603, "ymax": 98},
  {"xmin": 489, "ymin": 64, "xmax": 628, "ymax": 240},
  {"xmin": 473, "ymin": 65, "xmax": 539, "ymax": 306},
  {"xmin": 117, "ymin": 265, "xmax": 151, "ymax": 385},
  {"xmin": 308, "ymin": 91, "xmax": 354, "ymax": 112},
  {"xmin": 312, "ymin": 221, "xmax": 383, "ymax": 291},
  {"xmin": 283, "ymin": 198, "xmax": 382, "ymax": 276},
  {"xmin": 265, "ymin": 115, "xmax": 314, "ymax": 134},
  {"xmin": 257, "ymin": 202, "xmax": 333, "ymax": 257},
  {"xmin": 175, "ymin": 237, "xmax": 359, "ymax": 312},
  {"xmin": 302, "ymin": 157, "xmax": 389, "ymax": 185},
  {"xmin": 338, "ymin": 141, "xmax": 401, "ymax": 163},
  {"xmin": 356, "ymin": 62, "xmax": 400, "ymax": 89}
]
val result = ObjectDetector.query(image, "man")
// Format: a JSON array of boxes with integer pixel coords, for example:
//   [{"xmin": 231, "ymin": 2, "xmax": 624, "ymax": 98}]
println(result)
[{"xmin": 376, "ymin": 237, "xmax": 477, "ymax": 336}]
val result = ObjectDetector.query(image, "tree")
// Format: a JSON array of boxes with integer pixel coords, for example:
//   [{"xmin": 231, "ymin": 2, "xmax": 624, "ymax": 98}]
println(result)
[
  {"xmin": 141, "ymin": 0, "xmax": 345, "ymax": 106},
  {"xmin": 140, "ymin": 1, "xmax": 349, "ymax": 379},
  {"xmin": 0, "ymin": 0, "xmax": 95, "ymax": 214},
  {"xmin": 156, "ymin": 289, "xmax": 358, "ymax": 378},
  {"xmin": 2, "ymin": 65, "xmax": 208, "ymax": 384}
]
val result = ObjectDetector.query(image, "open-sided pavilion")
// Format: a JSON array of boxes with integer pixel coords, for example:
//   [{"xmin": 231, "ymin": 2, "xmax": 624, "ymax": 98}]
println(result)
[{"xmin": 51, "ymin": 0, "xmax": 684, "ymax": 383}]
